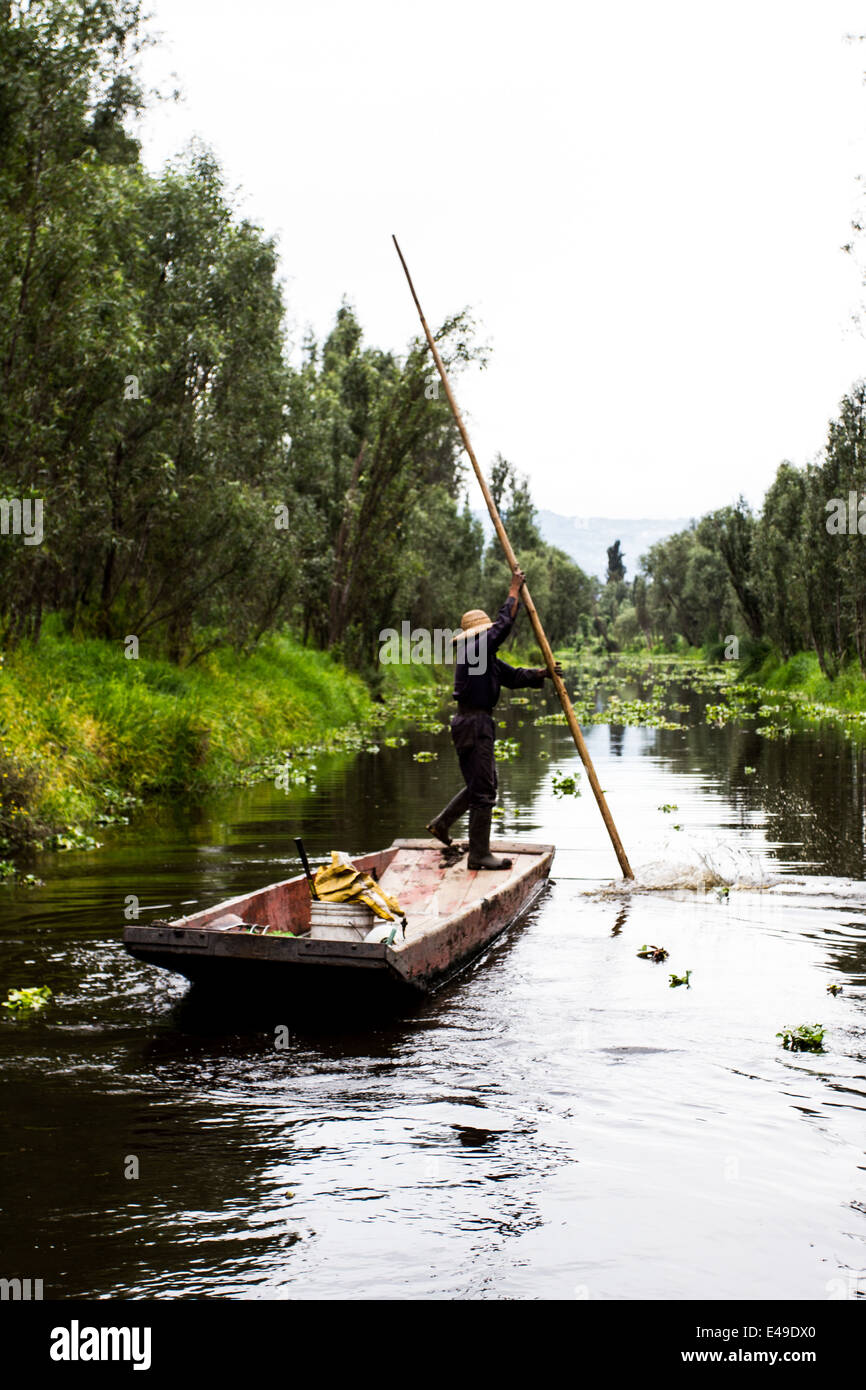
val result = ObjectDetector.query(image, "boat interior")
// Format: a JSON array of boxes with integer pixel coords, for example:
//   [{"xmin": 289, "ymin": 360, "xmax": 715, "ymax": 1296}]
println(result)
[{"xmin": 166, "ymin": 840, "xmax": 548, "ymax": 947}]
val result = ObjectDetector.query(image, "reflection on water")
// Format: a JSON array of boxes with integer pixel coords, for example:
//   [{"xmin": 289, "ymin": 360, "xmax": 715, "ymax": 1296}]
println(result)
[{"xmin": 0, "ymin": 675, "xmax": 864, "ymax": 1299}]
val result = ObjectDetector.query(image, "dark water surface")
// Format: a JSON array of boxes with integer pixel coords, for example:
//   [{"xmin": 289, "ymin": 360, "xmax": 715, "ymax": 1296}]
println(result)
[{"xmin": 1, "ymin": 673, "xmax": 865, "ymax": 1299}]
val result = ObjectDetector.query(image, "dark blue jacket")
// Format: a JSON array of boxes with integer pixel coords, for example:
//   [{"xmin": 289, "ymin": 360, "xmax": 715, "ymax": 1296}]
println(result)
[{"xmin": 453, "ymin": 597, "xmax": 545, "ymax": 711}]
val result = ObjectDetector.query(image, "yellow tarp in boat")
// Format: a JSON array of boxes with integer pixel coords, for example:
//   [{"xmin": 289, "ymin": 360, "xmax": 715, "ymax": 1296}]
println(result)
[{"xmin": 313, "ymin": 851, "xmax": 405, "ymax": 922}]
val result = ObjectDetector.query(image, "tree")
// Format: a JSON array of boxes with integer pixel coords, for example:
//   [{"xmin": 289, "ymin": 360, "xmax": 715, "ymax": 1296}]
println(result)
[
  {"xmin": 606, "ymin": 540, "xmax": 626, "ymax": 585},
  {"xmin": 0, "ymin": 0, "xmax": 149, "ymax": 641},
  {"xmin": 300, "ymin": 305, "xmax": 486, "ymax": 668},
  {"xmin": 488, "ymin": 455, "xmax": 543, "ymax": 552},
  {"xmin": 824, "ymin": 386, "xmax": 866, "ymax": 672},
  {"xmin": 754, "ymin": 461, "xmax": 809, "ymax": 660},
  {"xmin": 640, "ymin": 527, "xmax": 734, "ymax": 649},
  {"xmin": 698, "ymin": 499, "xmax": 763, "ymax": 641}
]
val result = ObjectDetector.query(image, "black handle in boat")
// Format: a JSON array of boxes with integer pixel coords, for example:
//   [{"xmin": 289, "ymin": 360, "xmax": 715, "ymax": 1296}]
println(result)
[{"xmin": 294, "ymin": 837, "xmax": 319, "ymax": 899}]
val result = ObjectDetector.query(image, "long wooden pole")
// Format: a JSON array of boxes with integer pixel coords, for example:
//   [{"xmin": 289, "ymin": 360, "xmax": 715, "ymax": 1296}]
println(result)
[{"xmin": 393, "ymin": 235, "xmax": 634, "ymax": 880}]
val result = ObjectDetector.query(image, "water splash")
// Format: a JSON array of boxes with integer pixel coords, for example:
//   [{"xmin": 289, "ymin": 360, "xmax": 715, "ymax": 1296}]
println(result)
[{"xmin": 592, "ymin": 837, "xmax": 781, "ymax": 896}]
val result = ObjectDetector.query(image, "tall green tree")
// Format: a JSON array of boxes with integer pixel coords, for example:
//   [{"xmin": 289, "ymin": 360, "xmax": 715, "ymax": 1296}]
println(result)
[
  {"xmin": 697, "ymin": 499, "xmax": 763, "ymax": 641},
  {"xmin": 754, "ymin": 462, "xmax": 809, "ymax": 661}
]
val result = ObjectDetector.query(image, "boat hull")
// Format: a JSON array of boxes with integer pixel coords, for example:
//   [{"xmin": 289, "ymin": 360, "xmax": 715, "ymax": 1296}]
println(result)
[{"xmin": 123, "ymin": 838, "xmax": 554, "ymax": 1006}]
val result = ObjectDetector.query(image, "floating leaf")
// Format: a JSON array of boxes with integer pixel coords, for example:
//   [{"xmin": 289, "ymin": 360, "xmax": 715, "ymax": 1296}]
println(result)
[
  {"xmin": 2, "ymin": 985, "xmax": 52, "ymax": 1014},
  {"xmin": 777, "ymin": 1023, "xmax": 824, "ymax": 1052}
]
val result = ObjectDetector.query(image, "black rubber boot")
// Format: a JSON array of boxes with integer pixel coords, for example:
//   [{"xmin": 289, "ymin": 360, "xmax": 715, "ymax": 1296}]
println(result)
[
  {"xmin": 467, "ymin": 806, "xmax": 512, "ymax": 870},
  {"xmin": 426, "ymin": 788, "xmax": 471, "ymax": 847}
]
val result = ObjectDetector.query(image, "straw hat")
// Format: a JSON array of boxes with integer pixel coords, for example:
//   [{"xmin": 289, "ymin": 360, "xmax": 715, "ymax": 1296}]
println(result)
[{"xmin": 453, "ymin": 609, "xmax": 493, "ymax": 643}]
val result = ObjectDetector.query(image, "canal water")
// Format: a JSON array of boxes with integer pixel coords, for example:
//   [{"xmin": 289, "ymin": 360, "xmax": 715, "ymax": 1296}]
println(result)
[{"xmin": 1, "ymin": 669, "xmax": 864, "ymax": 1299}]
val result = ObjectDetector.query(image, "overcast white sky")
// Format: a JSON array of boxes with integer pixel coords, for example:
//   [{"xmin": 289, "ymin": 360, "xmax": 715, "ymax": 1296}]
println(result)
[{"xmin": 138, "ymin": 0, "xmax": 866, "ymax": 519}]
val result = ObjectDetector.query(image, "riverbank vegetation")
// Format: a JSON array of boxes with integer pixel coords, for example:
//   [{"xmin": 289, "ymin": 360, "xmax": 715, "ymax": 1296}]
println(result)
[
  {"xmin": 0, "ymin": 0, "xmax": 593, "ymax": 672},
  {"xmin": 622, "ymin": 387, "xmax": 866, "ymax": 694},
  {"xmin": 0, "ymin": 620, "xmax": 453, "ymax": 868},
  {"xmin": 4, "ymin": 1, "xmax": 863, "ymax": 867},
  {"xmin": 0, "ymin": 0, "xmax": 595, "ymax": 858},
  {"xmin": 535, "ymin": 649, "xmax": 866, "ymax": 744},
  {"xmin": 580, "ymin": 376, "xmax": 866, "ymax": 724}
]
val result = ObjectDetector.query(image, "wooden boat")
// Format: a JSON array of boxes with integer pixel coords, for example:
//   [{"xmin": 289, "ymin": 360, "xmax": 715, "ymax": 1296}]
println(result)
[{"xmin": 123, "ymin": 837, "xmax": 554, "ymax": 1006}]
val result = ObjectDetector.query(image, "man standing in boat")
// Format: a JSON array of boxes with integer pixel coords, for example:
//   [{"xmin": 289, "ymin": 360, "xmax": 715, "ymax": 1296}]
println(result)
[{"xmin": 427, "ymin": 567, "xmax": 561, "ymax": 870}]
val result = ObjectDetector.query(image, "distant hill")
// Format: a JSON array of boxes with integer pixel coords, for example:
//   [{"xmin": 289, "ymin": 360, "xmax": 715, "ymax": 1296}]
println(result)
[
  {"xmin": 472, "ymin": 509, "xmax": 691, "ymax": 581},
  {"xmin": 536, "ymin": 511, "xmax": 691, "ymax": 581}
]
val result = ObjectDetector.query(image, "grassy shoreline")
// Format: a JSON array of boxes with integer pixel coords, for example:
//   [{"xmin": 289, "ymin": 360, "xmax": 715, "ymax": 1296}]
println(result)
[
  {"xmin": 591, "ymin": 642, "xmax": 866, "ymax": 717},
  {"xmin": 0, "ymin": 627, "xmax": 441, "ymax": 871},
  {"xmin": 12, "ymin": 627, "xmax": 855, "ymax": 877},
  {"xmin": 599, "ymin": 645, "xmax": 866, "ymax": 736},
  {"xmin": 745, "ymin": 650, "xmax": 866, "ymax": 713}
]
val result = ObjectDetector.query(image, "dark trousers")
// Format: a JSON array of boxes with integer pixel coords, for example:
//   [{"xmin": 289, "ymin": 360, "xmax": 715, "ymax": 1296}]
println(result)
[{"xmin": 450, "ymin": 709, "xmax": 497, "ymax": 809}]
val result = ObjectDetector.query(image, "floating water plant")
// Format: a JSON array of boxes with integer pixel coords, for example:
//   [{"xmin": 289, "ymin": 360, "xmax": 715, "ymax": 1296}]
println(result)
[
  {"xmin": 494, "ymin": 738, "xmax": 521, "ymax": 761},
  {"xmin": 2, "ymin": 985, "xmax": 52, "ymax": 1014},
  {"xmin": 705, "ymin": 703, "xmax": 734, "ymax": 726},
  {"xmin": 658, "ymin": 804, "xmax": 678, "ymax": 813},
  {"xmin": 551, "ymin": 773, "xmax": 580, "ymax": 797},
  {"xmin": 594, "ymin": 694, "xmax": 684, "ymax": 730},
  {"xmin": 826, "ymin": 984, "xmax": 843, "ymax": 997},
  {"xmin": 413, "ymin": 750, "xmax": 437, "ymax": 762},
  {"xmin": 637, "ymin": 944, "xmax": 669, "ymax": 961},
  {"xmin": 669, "ymin": 970, "xmax": 692, "ymax": 988},
  {"xmin": 777, "ymin": 1023, "xmax": 825, "ymax": 1052},
  {"xmin": 744, "ymin": 766, "xmax": 756, "ymax": 775},
  {"xmin": 45, "ymin": 827, "xmax": 101, "ymax": 852},
  {"xmin": 0, "ymin": 861, "xmax": 41, "ymax": 885}
]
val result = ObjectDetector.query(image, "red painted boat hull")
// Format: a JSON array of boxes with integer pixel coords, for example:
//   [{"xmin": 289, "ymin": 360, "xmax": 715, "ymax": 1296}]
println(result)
[{"xmin": 123, "ymin": 838, "xmax": 555, "ymax": 1004}]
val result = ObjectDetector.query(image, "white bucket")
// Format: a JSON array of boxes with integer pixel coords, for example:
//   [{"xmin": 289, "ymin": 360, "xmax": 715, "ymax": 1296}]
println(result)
[{"xmin": 309, "ymin": 900, "xmax": 376, "ymax": 941}]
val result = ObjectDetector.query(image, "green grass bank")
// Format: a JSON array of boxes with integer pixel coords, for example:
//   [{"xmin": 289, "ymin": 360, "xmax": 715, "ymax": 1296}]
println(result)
[
  {"xmin": 585, "ymin": 641, "xmax": 866, "ymax": 719},
  {"xmin": 745, "ymin": 650, "xmax": 866, "ymax": 713},
  {"xmin": 0, "ymin": 626, "xmax": 440, "ymax": 866}
]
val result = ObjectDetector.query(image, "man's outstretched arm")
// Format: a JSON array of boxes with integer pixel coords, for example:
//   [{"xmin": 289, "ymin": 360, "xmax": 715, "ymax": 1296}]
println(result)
[{"xmin": 497, "ymin": 657, "xmax": 563, "ymax": 690}]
